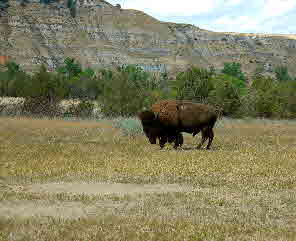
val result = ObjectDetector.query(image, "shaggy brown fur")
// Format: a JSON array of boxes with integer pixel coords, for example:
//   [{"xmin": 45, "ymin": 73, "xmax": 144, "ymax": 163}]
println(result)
[
  {"xmin": 138, "ymin": 111, "xmax": 183, "ymax": 149},
  {"xmin": 150, "ymin": 100, "xmax": 218, "ymax": 149}
]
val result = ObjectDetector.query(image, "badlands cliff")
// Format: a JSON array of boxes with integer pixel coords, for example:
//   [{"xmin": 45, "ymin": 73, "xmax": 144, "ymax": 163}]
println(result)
[{"xmin": 0, "ymin": 0, "xmax": 296, "ymax": 77}]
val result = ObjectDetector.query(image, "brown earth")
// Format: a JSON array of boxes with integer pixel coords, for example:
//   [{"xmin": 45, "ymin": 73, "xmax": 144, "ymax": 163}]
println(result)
[{"xmin": 0, "ymin": 182, "xmax": 198, "ymax": 220}]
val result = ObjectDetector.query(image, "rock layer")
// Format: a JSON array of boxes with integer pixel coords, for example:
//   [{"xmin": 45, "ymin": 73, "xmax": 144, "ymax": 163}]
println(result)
[{"xmin": 1, "ymin": 0, "xmax": 296, "ymax": 77}]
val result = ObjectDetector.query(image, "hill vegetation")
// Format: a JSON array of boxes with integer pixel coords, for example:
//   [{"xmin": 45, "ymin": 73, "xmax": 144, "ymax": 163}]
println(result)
[{"xmin": 0, "ymin": 58, "xmax": 295, "ymax": 119}]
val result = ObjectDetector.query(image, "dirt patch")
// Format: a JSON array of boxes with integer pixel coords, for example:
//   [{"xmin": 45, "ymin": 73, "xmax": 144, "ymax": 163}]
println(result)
[
  {"xmin": 0, "ymin": 182, "xmax": 198, "ymax": 220},
  {"xmin": 25, "ymin": 182, "xmax": 196, "ymax": 196},
  {"xmin": 0, "ymin": 200, "xmax": 95, "ymax": 219}
]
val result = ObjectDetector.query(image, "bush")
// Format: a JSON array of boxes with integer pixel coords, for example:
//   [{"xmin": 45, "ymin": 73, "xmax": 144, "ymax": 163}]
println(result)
[
  {"xmin": 250, "ymin": 76, "xmax": 281, "ymax": 118},
  {"xmin": 66, "ymin": 99, "xmax": 95, "ymax": 118},
  {"xmin": 173, "ymin": 66, "xmax": 214, "ymax": 102},
  {"xmin": 0, "ymin": 59, "xmax": 295, "ymax": 120},
  {"xmin": 21, "ymin": 65, "xmax": 67, "ymax": 117},
  {"xmin": 208, "ymin": 74, "xmax": 242, "ymax": 117},
  {"xmin": 274, "ymin": 65, "xmax": 292, "ymax": 82},
  {"xmin": 22, "ymin": 96, "xmax": 61, "ymax": 117},
  {"xmin": 98, "ymin": 65, "xmax": 160, "ymax": 117},
  {"xmin": 222, "ymin": 62, "xmax": 246, "ymax": 83},
  {"xmin": 113, "ymin": 117, "xmax": 143, "ymax": 136},
  {"xmin": 274, "ymin": 81, "xmax": 296, "ymax": 118},
  {"xmin": 0, "ymin": 61, "xmax": 28, "ymax": 97}
]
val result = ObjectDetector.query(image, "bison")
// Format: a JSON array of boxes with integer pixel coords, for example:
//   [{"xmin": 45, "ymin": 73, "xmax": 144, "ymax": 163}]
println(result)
[
  {"xmin": 159, "ymin": 131, "xmax": 184, "ymax": 149},
  {"xmin": 138, "ymin": 110, "xmax": 183, "ymax": 149},
  {"xmin": 138, "ymin": 100, "xmax": 218, "ymax": 149}
]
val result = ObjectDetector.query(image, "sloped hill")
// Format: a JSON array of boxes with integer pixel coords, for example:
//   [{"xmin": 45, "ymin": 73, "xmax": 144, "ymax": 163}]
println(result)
[{"xmin": 0, "ymin": 0, "xmax": 296, "ymax": 78}]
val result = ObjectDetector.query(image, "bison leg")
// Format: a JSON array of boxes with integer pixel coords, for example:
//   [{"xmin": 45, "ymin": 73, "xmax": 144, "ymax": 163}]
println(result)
[
  {"xmin": 196, "ymin": 128, "xmax": 209, "ymax": 149},
  {"xmin": 159, "ymin": 136, "xmax": 167, "ymax": 149},
  {"xmin": 178, "ymin": 133, "xmax": 184, "ymax": 147},
  {"xmin": 173, "ymin": 133, "xmax": 183, "ymax": 149},
  {"xmin": 192, "ymin": 128, "xmax": 201, "ymax": 137},
  {"xmin": 206, "ymin": 128, "xmax": 214, "ymax": 149},
  {"xmin": 167, "ymin": 134, "xmax": 175, "ymax": 144}
]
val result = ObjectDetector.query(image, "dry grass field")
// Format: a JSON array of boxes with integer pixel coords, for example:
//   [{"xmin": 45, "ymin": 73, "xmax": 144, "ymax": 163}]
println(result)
[{"xmin": 0, "ymin": 116, "xmax": 296, "ymax": 240}]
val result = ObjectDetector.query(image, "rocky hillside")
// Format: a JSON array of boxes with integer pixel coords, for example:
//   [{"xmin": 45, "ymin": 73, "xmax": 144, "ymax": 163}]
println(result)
[{"xmin": 1, "ymin": 0, "xmax": 296, "ymax": 78}]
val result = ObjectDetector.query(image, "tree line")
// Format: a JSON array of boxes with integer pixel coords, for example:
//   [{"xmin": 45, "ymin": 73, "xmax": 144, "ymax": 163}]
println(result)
[{"xmin": 0, "ymin": 58, "xmax": 295, "ymax": 119}]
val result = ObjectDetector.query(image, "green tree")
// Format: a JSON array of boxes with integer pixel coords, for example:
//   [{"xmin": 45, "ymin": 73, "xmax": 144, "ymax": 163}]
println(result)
[
  {"xmin": 66, "ymin": 68, "xmax": 99, "ymax": 99},
  {"xmin": 275, "ymin": 80, "xmax": 296, "ymax": 118},
  {"xmin": 22, "ymin": 65, "xmax": 67, "ymax": 117},
  {"xmin": 0, "ymin": 61, "xmax": 22, "ymax": 96},
  {"xmin": 9, "ymin": 71, "xmax": 31, "ymax": 97},
  {"xmin": 274, "ymin": 65, "xmax": 292, "ymax": 82},
  {"xmin": 174, "ymin": 66, "xmax": 214, "ymax": 102},
  {"xmin": 57, "ymin": 57, "xmax": 82, "ymax": 79},
  {"xmin": 208, "ymin": 74, "xmax": 242, "ymax": 116},
  {"xmin": 98, "ymin": 65, "xmax": 159, "ymax": 117},
  {"xmin": 222, "ymin": 62, "xmax": 246, "ymax": 83},
  {"xmin": 250, "ymin": 75, "xmax": 281, "ymax": 118}
]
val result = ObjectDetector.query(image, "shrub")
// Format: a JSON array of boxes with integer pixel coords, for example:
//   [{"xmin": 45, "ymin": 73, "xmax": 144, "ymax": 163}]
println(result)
[
  {"xmin": 114, "ymin": 118, "xmax": 143, "ymax": 136},
  {"xmin": 98, "ymin": 65, "xmax": 159, "ymax": 117},
  {"xmin": 22, "ymin": 96, "xmax": 61, "ymax": 117},
  {"xmin": 21, "ymin": 65, "xmax": 67, "ymax": 117},
  {"xmin": 57, "ymin": 57, "xmax": 82, "ymax": 79},
  {"xmin": 250, "ymin": 76, "xmax": 281, "ymax": 118},
  {"xmin": 274, "ymin": 65, "xmax": 292, "ymax": 82},
  {"xmin": 275, "ymin": 80, "xmax": 296, "ymax": 118},
  {"xmin": 208, "ymin": 74, "xmax": 242, "ymax": 117},
  {"xmin": 173, "ymin": 66, "xmax": 214, "ymax": 102},
  {"xmin": 222, "ymin": 62, "xmax": 246, "ymax": 82},
  {"xmin": 0, "ymin": 61, "xmax": 28, "ymax": 97},
  {"xmin": 66, "ymin": 99, "xmax": 95, "ymax": 118}
]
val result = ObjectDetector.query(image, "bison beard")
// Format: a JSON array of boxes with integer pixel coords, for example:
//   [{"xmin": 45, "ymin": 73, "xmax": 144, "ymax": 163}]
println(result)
[
  {"xmin": 138, "ymin": 111, "xmax": 183, "ymax": 149},
  {"xmin": 138, "ymin": 100, "xmax": 218, "ymax": 150}
]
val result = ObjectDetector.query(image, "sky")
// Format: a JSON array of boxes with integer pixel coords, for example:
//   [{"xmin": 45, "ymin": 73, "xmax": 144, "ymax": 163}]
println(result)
[{"xmin": 107, "ymin": 0, "xmax": 296, "ymax": 34}]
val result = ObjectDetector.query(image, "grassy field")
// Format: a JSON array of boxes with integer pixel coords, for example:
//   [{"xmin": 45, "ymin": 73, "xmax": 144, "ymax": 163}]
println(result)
[{"xmin": 0, "ymin": 116, "xmax": 296, "ymax": 240}]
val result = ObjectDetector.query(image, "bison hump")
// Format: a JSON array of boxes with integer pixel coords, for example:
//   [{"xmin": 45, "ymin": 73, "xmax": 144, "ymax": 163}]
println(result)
[{"xmin": 151, "ymin": 100, "xmax": 180, "ymax": 126}]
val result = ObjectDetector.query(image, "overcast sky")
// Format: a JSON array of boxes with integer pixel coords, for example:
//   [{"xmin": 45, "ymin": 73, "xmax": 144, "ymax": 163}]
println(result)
[{"xmin": 107, "ymin": 0, "xmax": 296, "ymax": 34}]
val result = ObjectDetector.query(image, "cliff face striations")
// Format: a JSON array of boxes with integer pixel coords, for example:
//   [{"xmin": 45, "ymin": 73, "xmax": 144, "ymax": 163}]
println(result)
[{"xmin": 1, "ymin": 0, "xmax": 296, "ymax": 77}]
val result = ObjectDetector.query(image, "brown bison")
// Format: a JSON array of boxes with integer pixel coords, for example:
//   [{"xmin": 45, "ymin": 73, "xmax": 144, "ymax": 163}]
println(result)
[
  {"xmin": 159, "ymin": 131, "xmax": 184, "ymax": 149},
  {"xmin": 138, "ymin": 100, "xmax": 218, "ymax": 149},
  {"xmin": 138, "ymin": 111, "xmax": 183, "ymax": 149}
]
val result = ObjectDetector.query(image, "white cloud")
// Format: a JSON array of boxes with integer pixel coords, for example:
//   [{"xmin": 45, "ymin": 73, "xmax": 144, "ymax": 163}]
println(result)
[
  {"xmin": 107, "ymin": 0, "xmax": 296, "ymax": 34},
  {"xmin": 261, "ymin": 0, "xmax": 296, "ymax": 18},
  {"xmin": 214, "ymin": 15, "xmax": 263, "ymax": 33},
  {"xmin": 212, "ymin": 0, "xmax": 296, "ymax": 33},
  {"xmin": 225, "ymin": 0, "xmax": 242, "ymax": 6}
]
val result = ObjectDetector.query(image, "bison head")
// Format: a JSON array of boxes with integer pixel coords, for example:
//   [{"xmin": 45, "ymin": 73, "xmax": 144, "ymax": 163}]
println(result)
[{"xmin": 138, "ymin": 111, "xmax": 161, "ymax": 144}]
